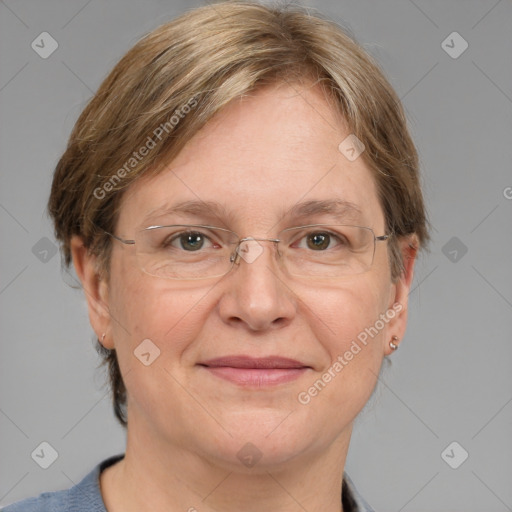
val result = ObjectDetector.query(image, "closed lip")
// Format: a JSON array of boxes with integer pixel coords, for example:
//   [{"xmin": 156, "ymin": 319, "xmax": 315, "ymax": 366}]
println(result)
[{"xmin": 198, "ymin": 356, "xmax": 310, "ymax": 369}]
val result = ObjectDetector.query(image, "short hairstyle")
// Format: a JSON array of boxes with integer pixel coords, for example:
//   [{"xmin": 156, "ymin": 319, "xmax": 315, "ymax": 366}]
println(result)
[{"xmin": 48, "ymin": 1, "xmax": 429, "ymax": 426}]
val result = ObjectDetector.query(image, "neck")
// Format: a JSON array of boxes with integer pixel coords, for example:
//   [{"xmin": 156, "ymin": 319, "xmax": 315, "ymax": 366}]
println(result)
[{"xmin": 100, "ymin": 418, "xmax": 352, "ymax": 512}]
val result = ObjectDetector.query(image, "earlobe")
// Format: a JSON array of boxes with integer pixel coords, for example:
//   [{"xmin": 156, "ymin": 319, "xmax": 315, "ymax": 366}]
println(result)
[{"xmin": 70, "ymin": 236, "xmax": 113, "ymax": 349}]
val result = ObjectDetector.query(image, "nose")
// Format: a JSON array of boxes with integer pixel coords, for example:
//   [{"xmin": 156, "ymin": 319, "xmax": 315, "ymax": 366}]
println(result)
[{"xmin": 217, "ymin": 239, "xmax": 296, "ymax": 331}]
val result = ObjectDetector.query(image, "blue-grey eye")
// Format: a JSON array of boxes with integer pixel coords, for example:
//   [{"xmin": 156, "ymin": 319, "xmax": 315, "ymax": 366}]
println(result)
[{"xmin": 179, "ymin": 232, "xmax": 205, "ymax": 251}]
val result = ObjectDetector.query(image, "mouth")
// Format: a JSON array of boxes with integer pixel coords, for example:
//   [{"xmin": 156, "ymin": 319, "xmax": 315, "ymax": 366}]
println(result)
[{"xmin": 198, "ymin": 356, "xmax": 311, "ymax": 387}]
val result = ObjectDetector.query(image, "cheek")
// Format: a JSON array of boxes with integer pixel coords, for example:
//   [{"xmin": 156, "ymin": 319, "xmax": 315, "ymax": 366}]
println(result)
[
  {"xmin": 297, "ymin": 276, "xmax": 391, "ymax": 411},
  {"xmin": 109, "ymin": 275, "xmax": 212, "ymax": 354},
  {"xmin": 304, "ymin": 273, "xmax": 391, "ymax": 347},
  {"xmin": 107, "ymin": 271, "xmax": 219, "ymax": 435},
  {"xmin": 106, "ymin": 248, "xmax": 218, "ymax": 383}
]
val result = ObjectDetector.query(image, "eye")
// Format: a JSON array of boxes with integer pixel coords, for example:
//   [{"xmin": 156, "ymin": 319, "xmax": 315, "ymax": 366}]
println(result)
[
  {"xmin": 295, "ymin": 231, "xmax": 347, "ymax": 251},
  {"xmin": 166, "ymin": 231, "xmax": 214, "ymax": 251}
]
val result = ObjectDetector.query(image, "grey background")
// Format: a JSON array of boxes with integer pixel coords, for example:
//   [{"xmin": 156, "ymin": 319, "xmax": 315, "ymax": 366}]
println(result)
[{"xmin": 1, "ymin": 0, "xmax": 511, "ymax": 510}]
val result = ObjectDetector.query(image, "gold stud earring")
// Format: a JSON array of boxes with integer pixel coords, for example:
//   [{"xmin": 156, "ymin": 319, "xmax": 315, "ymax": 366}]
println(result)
[{"xmin": 389, "ymin": 335, "xmax": 399, "ymax": 351}]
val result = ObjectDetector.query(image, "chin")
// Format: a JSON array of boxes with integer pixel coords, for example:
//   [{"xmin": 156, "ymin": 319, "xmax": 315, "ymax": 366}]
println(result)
[{"xmin": 196, "ymin": 408, "xmax": 327, "ymax": 471}]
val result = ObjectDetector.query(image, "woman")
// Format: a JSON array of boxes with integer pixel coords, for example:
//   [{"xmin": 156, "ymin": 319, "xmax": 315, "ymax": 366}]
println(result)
[{"xmin": 4, "ymin": 1, "xmax": 428, "ymax": 511}]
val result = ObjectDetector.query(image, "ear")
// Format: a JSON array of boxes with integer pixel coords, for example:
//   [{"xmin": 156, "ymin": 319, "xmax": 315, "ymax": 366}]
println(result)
[
  {"xmin": 384, "ymin": 236, "xmax": 418, "ymax": 355},
  {"xmin": 70, "ymin": 236, "xmax": 114, "ymax": 349}
]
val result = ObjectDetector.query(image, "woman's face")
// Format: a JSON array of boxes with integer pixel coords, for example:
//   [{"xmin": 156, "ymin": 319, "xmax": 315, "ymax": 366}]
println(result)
[{"xmin": 80, "ymin": 82, "xmax": 414, "ymax": 470}]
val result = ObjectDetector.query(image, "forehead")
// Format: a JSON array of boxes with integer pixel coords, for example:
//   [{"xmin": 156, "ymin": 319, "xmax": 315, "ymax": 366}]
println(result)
[{"xmin": 118, "ymin": 82, "xmax": 384, "ymax": 232}]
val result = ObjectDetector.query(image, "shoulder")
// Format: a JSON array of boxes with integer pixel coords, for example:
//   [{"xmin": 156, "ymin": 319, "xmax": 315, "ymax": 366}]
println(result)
[
  {"xmin": 1, "ymin": 490, "xmax": 69, "ymax": 512},
  {"xmin": 1, "ymin": 455, "xmax": 124, "ymax": 512}
]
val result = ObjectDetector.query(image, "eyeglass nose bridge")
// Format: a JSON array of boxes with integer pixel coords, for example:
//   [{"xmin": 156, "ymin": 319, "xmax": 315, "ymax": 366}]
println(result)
[{"xmin": 230, "ymin": 236, "xmax": 281, "ymax": 265}]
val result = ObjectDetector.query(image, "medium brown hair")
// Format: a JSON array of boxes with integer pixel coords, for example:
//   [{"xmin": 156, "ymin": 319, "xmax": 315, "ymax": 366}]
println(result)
[{"xmin": 49, "ymin": 1, "xmax": 429, "ymax": 426}]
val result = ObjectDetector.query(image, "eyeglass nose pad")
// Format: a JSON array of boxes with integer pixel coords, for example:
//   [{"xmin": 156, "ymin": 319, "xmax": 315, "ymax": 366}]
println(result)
[
  {"xmin": 231, "ymin": 237, "xmax": 265, "ymax": 265},
  {"xmin": 230, "ymin": 237, "xmax": 281, "ymax": 266}
]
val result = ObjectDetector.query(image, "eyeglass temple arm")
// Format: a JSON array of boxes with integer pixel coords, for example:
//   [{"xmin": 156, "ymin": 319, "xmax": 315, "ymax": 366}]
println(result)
[{"xmin": 106, "ymin": 231, "xmax": 135, "ymax": 245}]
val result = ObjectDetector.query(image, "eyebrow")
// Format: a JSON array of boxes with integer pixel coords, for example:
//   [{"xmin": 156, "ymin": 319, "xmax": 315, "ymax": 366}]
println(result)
[
  {"xmin": 142, "ymin": 200, "xmax": 232, "ymax": 226},
  {"xmin": 283, "ymin": 199, "xmax": 363, "ymax": 224},
  {"xmin": 142, "ymin": 198, "xmax": 363, "ymax": 228}
]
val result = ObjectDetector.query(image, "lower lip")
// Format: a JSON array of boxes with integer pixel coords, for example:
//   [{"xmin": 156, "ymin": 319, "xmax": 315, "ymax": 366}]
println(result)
[{"xmin": 202, "ymin": 366, "xmax": 308, "ymax": 387}]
